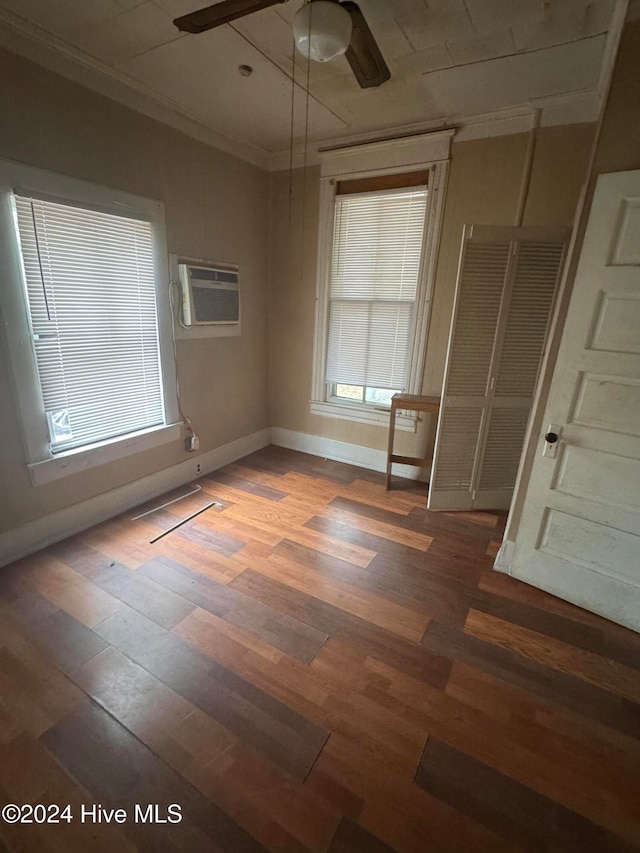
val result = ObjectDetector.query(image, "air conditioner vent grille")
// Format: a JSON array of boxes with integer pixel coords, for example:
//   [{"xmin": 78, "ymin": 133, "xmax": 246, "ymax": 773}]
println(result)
[
  {"xmin": 192, "ymin": 285, "xmax": 239, "ymax": 323},
  {"xmin": 178, "ymin": 261, "xmax": 240, "ymax": 326}
]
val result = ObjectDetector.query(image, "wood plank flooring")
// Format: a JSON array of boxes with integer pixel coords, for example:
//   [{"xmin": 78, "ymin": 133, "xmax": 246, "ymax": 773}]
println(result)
[{"xmin": 1, "ymin": 445, "xmax": 639, "ymax": 852}]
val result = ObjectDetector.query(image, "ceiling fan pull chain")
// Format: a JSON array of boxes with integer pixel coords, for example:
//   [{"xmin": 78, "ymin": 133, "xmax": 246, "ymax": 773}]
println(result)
[
  {"xmin": 288, "ymin": 30, "xmax": 297, "ymax": 222},
  {"xmin": 299, "ymin": 1, "xmax": 313, "ymax": 285}
]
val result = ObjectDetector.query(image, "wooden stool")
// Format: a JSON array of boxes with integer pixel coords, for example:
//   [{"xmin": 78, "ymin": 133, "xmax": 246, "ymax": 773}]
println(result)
[{"xmin": 385, "ymin": 393, "xmax": 440, "ymax": 490}]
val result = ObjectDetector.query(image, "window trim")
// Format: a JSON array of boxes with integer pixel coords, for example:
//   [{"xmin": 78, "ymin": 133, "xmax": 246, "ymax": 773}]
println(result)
[
  {"xmin": 0, "ymin": 158, "xmax": 181, "ymax": 485},
  {"xmin": 311, "ymin": 133, "xmax": 451, "ymax": 430}
]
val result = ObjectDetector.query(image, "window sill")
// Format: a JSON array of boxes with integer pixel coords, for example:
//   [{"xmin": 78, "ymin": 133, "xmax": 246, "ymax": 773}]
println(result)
[
  {"xmin": 27, "ymin": 422, "xmax": 183, "ymax": 486},
  {"xmin": 310, "ymin": 401, "xmax": 417, "ymax": 432}
]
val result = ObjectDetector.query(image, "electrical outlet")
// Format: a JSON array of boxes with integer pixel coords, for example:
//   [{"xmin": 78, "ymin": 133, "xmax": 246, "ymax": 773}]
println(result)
[{"xmin": 196, "ymin": 463, "xmax": 202, "ymax": 475}]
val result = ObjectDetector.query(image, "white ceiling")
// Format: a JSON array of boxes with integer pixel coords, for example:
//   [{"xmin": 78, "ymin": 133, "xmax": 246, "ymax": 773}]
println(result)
[{"xmin": 0, "ymin": 0, "xmax": 624, "ymax": 168}]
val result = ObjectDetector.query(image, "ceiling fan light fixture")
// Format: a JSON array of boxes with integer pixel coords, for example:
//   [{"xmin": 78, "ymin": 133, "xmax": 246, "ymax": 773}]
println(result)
[{"xmin": 293, "ymin": 0, "xmax": 352, "ymax": 63}]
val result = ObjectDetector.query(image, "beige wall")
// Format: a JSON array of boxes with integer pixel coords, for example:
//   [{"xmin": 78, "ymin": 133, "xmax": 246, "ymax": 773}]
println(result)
[
  {"xmin": 0, "ymin": 33, "xmax": 612, "ymax": 541},
  {"xmin": 268, "ymin": 123, "xmax": 595, "ymax": 466},
  {"xmin": 0, "ymin": 47, "xmax": 269, "ymax": 535},
  {"xmin": 506, "ymin": 16, "xmax": 640, "ymax": 543}
]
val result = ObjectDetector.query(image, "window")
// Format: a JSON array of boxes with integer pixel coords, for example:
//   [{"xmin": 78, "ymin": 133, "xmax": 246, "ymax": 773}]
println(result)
[
  {"xmin": 0, "ymin": 160, "xmax": 180, "ymax": 485},
  {"xmin": 15, "ymin": 195, "xmax": 165, "ymax": 452},
  {"xmin": 325, "ymin": 184, "xmax": 428, "ymax": 407},
  {"xmin": 311, "ymin": 131, "xmax": 451, "ymax": 430}
]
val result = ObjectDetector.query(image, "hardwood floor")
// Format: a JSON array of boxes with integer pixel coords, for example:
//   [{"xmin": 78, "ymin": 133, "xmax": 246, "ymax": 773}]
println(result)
[{"xmin": 0, "ymin": 445, "xmax": 639, "ymax": 852}]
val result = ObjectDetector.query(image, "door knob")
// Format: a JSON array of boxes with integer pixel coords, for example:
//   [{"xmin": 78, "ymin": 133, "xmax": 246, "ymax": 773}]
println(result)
[{"xmin": 543, "ymin": 424, "xmax": 561, "ymax": 458}]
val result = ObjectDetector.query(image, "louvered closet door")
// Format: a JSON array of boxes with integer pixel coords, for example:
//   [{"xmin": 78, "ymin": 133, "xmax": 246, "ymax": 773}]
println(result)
[
  {"xmin": 474, "ymin": 239, "xmax": 566, "ymax": 508},
  {"xmin": 428, "ymin": 226, "xmax": 568, "ymax": 511},
  {"xmin": 428, "ymin": 227, "xmax": 511, "ymax": 509}
]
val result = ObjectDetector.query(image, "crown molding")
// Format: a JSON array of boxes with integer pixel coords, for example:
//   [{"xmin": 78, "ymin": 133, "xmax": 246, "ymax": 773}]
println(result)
[
  {"xmin": 266, "ymin": 95, "xmax": 602, "ymax": 172},
  {"xmin": 0, "ymin": 5, "xmax": 617, "ymax": 177},
  {"xmin": 0, "ymin": 8, "xmax": 271, "ymax": 170}
]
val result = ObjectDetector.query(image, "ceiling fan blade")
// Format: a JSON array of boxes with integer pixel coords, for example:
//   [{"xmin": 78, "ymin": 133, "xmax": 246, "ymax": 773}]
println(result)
[
  {"xmin": 341, "ymin": 1, "xmax": 390, "ymax": 89},
  {"xmin": 174, "ymin": 0, "xmax": 288, "ymax": 34}
]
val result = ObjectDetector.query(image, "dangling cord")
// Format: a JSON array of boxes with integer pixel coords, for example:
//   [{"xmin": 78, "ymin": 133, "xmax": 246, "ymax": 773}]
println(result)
[
  {"xmin": 168, "ymin": 279, "xmax": 198, "ymax": 445},
  {"xmin": 299, "ymin": 2, "xmax": 313, "ymax": 280},
  {"xmin": 288, "ymin": 32, "xmax": 297, "ymax": 222},
  {"xmin": 30, "ymin": 201, "xmax": 52, "ymax": 321}
]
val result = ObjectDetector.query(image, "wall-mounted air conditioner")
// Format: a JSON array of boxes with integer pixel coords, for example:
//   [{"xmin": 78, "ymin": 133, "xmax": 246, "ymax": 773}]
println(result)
[{"xmin": 178, "ymin": 262, "xmax": 240, "ymax": 327}]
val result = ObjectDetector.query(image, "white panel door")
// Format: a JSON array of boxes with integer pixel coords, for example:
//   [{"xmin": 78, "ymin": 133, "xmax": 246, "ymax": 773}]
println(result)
[{"xmin": 510, "ymin": 170, "xmax": 640, "ymax": 633}]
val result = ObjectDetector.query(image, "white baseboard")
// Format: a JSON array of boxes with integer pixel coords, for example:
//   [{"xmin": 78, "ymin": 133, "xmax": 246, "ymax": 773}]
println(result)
[
  {"xmin": 270, "ymin": 426, "xmax": 426, "ymax": 481},
  {"xmin": 494, "ymin": 538, "xmax": 515, "ymax": 574},
  {"xmin": 0, "ymin": 427, "xmax": 270, "ymax": 569},
  {"xmin": 1, "ymin": 425, "xmax": 422, "ymax": 569}
]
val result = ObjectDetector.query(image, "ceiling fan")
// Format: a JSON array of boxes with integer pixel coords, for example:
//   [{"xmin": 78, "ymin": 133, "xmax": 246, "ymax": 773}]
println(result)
[{"xmin": 173, "ymin": 0, "xmax": 391, "ymax": 89}]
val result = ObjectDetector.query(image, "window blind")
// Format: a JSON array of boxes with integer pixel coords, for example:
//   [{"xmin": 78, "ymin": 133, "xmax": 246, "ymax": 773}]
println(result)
[
  {"xmin": 325, "ymin": 187, "xmax": 427, "ymax": 390},
  {"xmin": 14, "ymin": 195, "xmax": 165, "ymax": 454}
]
